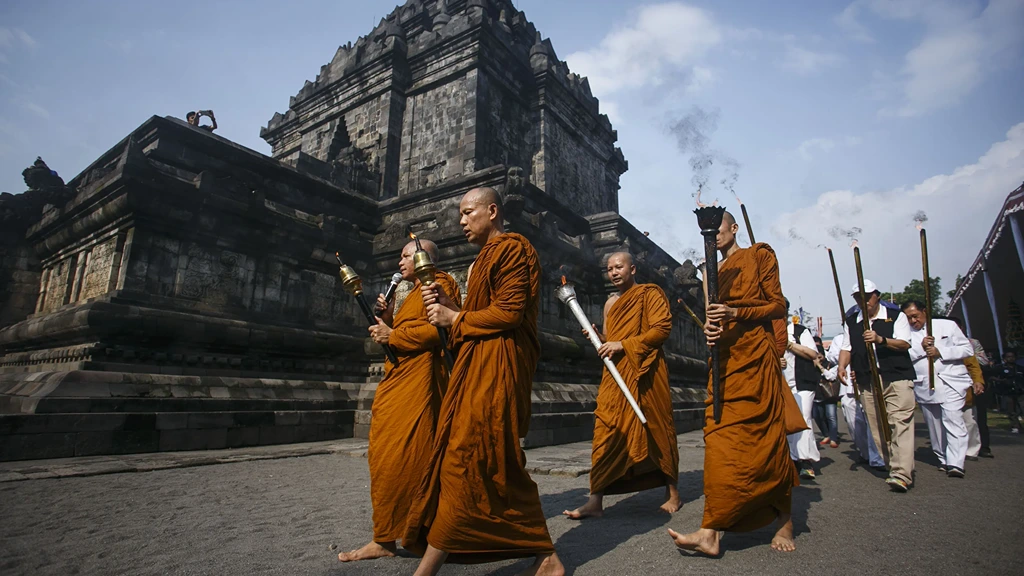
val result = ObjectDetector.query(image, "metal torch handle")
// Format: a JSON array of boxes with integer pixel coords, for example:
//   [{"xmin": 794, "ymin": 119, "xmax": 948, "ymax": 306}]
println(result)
[
  {"xmin": 355, "ymin": 293, "xmax": 399, "ymax": 365},
  {"xmin": 566, "ymin": 297, "xmax": 648, "ymax": 425}
]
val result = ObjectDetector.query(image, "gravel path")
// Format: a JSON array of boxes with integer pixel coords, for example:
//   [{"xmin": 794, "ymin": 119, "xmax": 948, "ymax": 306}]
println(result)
[{"xmin": 1, "ymin": 421, "xmax": 1021, "ymax": 575}]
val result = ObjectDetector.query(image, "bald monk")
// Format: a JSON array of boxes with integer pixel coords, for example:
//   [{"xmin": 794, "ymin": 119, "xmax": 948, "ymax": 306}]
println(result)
[
  {"xmin": 563, "ymin": 252, "xmax": 680, "ymax": 519},
  {"xmin": 405, "ymin": 187, "xmax": 564, "ymax": 576},
  {"xmin": 668, "ymin": 211, "xmax": 806, "ymax": 555},
  {"xmin": 338, "ymin": 239, "xmax": 459, "ymax": 563}
]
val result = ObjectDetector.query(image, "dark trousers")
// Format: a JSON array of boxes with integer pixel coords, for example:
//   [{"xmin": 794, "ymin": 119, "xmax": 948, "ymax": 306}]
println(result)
[
  {"xmin": 813, "ymin": 401, "xmax": 839, "ymax": 443},
  {"xmin": 1002, "ymin": 394, "xmax": 1022, "ymax": 429}
]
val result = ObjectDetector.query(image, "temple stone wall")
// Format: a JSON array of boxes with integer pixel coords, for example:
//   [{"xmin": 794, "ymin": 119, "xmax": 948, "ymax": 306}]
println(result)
[{"xmin": 0, "ymin": 0, "xmax": 707, "ymax": 461}]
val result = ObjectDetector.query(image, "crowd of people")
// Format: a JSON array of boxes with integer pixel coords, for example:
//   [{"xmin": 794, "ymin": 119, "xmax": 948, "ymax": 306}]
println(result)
[
  {"xmin": 800, "ymin": 293, "xmax": 1024, "ymax": 482},
  {"xmin": 328, "ymin": 198, "xmax": 1017, "ymax": 574}
]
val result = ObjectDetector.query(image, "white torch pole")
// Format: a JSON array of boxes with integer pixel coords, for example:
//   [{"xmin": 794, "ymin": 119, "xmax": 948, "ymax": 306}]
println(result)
[{"xmin": 556, "ymin": 284, "xmax": 647, "ymax": 424}]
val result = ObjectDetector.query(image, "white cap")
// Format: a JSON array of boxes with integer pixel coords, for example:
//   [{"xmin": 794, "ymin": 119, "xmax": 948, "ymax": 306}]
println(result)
[{"xmin": 851, "ymin": 279, "xmax": 878, "ymax": 295}]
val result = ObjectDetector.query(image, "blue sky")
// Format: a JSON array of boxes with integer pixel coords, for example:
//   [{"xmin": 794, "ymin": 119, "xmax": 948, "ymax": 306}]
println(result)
[{"xmin": 2, "ymin": 0, "xmax": 1023, "ymax": 335}]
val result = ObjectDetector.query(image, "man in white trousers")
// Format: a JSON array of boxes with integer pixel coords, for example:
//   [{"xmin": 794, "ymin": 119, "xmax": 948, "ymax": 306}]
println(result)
[
  {"xmin": 826, "ymin": 333, "xmax": 885, "ymax": 469},
  {"xmin": 902, "ymin": 301, "xmax": 974, "ymax": 478},
  {"xmin": 784, "ymin": 310, "xmax": 821, "ymax": 479}
]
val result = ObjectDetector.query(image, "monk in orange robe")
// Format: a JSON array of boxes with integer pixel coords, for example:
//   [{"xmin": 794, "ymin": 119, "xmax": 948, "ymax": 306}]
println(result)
[
  {"xmin": 563, "ymin": 252, "xmax": 680, "ymax": 519},
  {"xmin": 406, "ymin": 187, "xmax": 564, "ymax": 576},
  {"xmin": 668, "ymin": 211, "xmax": 806, "ymax": 555},
  {"xmin": 338, "ymin": 238, "xmax": 459, "ymax": 563}
]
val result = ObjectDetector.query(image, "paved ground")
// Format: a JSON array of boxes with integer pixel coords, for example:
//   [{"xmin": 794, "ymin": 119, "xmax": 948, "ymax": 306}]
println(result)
[{"xmin": 1, "ymin": 417, "xmax": 1022, "ymax": 576}]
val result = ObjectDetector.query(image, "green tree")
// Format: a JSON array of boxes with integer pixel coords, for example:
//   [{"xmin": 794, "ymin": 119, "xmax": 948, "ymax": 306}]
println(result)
[
  {"xmin": 890, "ymin": 276, "xmax": 942, "ymax": 314},
  {"xmin": 943, "ymin": 273, "xmax": 965, "ymax": 315}
]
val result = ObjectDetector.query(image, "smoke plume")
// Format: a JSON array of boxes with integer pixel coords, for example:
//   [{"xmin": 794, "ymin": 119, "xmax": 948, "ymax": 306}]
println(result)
[
  {"xmin": 667, "ymin": 106, "xmax": 738, "ymax": 203},
  {"xmin": 827, "ymin": 226, "xmax": 862, "ymax": 242}
]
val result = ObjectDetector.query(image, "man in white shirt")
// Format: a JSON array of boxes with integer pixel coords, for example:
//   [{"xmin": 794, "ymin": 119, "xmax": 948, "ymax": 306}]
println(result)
[
  {"xmin": 838, "ymin": 279, "xmax": 916, "ymax": 492},
  {"xmin": 826, "ymin": 333, "xmax": 885, "ymax": 468},
  {"xmin": 784, "ymin": 310, "xmax": 821, "ymax": 479},
  {"xmin": 902, "ymin": 301, "xmax": 974, "ymax": 477}
]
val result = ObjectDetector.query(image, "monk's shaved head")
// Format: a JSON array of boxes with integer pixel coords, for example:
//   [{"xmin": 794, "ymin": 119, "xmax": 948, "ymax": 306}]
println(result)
[
  {"xmin": 465, "ymin": 187, "xmax": 503, "ymax": 213},
  {"xmin": 606, "ymin": 251, "xmax": 637, "ymax": 293},
  {"xmin": 398, "ymin": 238, "xmax": 440, "ymax": 281},
  {"xmin": 606, "ymin": 252, "xmax": 634, "ymax": 267},
  {"xmin": 459, "ymin": 187, "xmax": 505, "ymax": 245},
  {"xmin": 404, "ymin": 238, "xmax": 439, "ymax": 263},
  {"xmin": 723, "ymin": 211, "xmax": 736, "ymax": 227}
]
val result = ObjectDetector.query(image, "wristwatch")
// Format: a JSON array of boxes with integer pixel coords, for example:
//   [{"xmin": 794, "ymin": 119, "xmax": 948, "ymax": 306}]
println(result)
[{"xmin": 880, "ymin": 336, "xmax": 887, "ymax": 346}]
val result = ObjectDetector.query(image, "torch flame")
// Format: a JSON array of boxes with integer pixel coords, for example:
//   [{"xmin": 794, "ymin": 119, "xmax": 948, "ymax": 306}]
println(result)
[
  {"xmin": 408, "ymin": 231, "xmax": 417, "ymax": 239},
  {"xmin": 561, "ymin": 275, "xmax": 567, "ymax": 286},
  {"xmin": 851, "ymin": 240, "xmax": 859, "ymax": 249},
  {"xmin": 695, "ymin": 186, "xmax": 708, "ymax": 208},
  {"xmin": 916, "ymin": 223, "xmax": 924, "ymax": 232}
]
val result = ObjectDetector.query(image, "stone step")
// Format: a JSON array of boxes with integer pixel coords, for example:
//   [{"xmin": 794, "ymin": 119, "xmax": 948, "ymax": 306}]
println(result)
[
  {"xmin": 25, "ymin": 397, "xmax": 361, "ymax": 415},
  {"xmin": 0, "ymin": 410, "xmax": 355, "ymax": 461}
]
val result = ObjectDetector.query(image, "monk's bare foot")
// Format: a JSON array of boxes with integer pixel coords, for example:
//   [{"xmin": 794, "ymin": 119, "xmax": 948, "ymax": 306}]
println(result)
[
  {"xmin": 337, "ymin": 541, "xmax": 397, "ymax": 562},
  {"xmin": 770, "ymin": 514, "xmax": 796, "ymax": 552},
  {"xmin": 660, "ymin": 484, "xmax": 682, "ymax": 513},
  {"xmin": 518, "ymin": 552, "xmax": 565, "ymax": 576},
  {"xmin": 668, "ymin": 528, "xmax": 721, "ymax": 556},
  {"xmin": 562, "ymin": 494, "xmax": 603, "ymax": 520}
]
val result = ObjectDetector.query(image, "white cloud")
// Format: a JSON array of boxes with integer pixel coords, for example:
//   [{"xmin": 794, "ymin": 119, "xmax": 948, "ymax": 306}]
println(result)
[
  {"xmin": 779, "ymin": 37, "xmax": 842, "ymax": 75},
  {"xmin": 769, "ymin": 122, "xmax": 1024, "ymax": 333},
  {"xmin": 0, "ymin": 27, "xmax": 36, "ymax": 49},
  {"xmin": 565, "ymin": 3, "xmax": 722, "ymax": 96},
  {"xmin": 843, "ymin": 0, "xmax": 1024, "ymax": 117},
  {"xmin": 13, "ymin": 29, "xmax": 36, "ymax": 48},
  {"xmin": 0, "ymin": 27, "xmax": 36, "ymax": 65},
  {"xmin": 797, "ymin": 138, "xmax": 836, "ymax": 161},
  {"xmin": 21, "ymin": 101, "xmax": 49, "ymax": 119},
  {"xmin": 795, "ymin": 135, "xmax": 861, "ymax": 161}
]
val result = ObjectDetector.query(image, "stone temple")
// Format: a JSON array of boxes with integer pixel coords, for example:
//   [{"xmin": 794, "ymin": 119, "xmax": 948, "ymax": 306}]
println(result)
[{"xmin": 0, "ymin": 0, "xmax": 707, "ymax": 461}]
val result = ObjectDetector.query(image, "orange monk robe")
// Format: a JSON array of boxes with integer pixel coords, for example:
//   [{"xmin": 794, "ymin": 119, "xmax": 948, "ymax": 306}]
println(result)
[
  {"xmin": 589, "ymin": 283, "xmax": 679, "ymax": 495},
  {"xmin": 702, "ymin": 244, "xmax": 806, "ymax": 532},
  {"xmin": 368, "ymin": 271, "xmax": 460, "ymax": 543},
  {"xmin": 404, "ymin": 233, "xmax": 553, "ymax": 563}
]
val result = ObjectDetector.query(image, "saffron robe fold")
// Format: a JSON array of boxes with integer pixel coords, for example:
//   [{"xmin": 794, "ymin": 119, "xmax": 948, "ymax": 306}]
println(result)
[
  {"xmin": 404, "ymin": 233, "xmax": 554, "ymax": 562},
  {"xmin": 369, "ymin": 271, "xmax": 459, "ymax": 543},
  {"xmin": 702, "ymin": 244, "xmax": 804, "ymax": 532},
  {"xmin": 590, "ymin": 283, "xmax": 679, "ymax": 495}
]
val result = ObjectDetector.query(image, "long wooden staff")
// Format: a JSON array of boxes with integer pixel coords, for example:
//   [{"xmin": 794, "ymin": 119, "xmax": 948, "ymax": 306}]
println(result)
[
  {"xmin": 853, "ymin": 245, "xmax": 892, "ymax": 462},
  {"xmin": 827, "ymin": 248, "xmax": 860, "ymax": 401},
  {"xmin": 919, "ymin": 227, "xmax": 935, "ymax": 390}
]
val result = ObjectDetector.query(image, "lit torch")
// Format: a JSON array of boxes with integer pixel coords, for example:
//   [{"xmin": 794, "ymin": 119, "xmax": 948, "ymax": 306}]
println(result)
[
  {"xmin": 555, "ymin": 274, "xmax": 647, "ymax": 424},
  {"xmin": 916, "ymin": 216, "xmax": 935, "ymax": 390},
  {"xmin": 408, "ymin": 232, "xmax": 456, "ymax": 371},
  {"xmin": 694, "ymin": 200, "xmax": 727, "ymax": 424},
  {"xmin": 852, "ymin": 241, "xmax": 892, "ymax": 460},
  {"xmin": 335, "ymin": 253, "xmax": 400, "ymax": 366}
]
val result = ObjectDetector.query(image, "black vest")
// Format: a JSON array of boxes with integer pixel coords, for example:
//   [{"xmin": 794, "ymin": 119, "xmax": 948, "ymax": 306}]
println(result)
[
  {"xmin": 793, "ymin": 324, "xmax": 819, "ymax": 391},
  {"xmin": 845, "ymin": 306, "xmax": 915, "ymax": 383}
]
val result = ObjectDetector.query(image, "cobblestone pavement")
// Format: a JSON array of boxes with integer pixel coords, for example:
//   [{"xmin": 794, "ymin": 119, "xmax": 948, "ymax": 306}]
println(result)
[{"xmin": 1, "ymin": 420, "xmax": 1021, "ymax": 575}]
